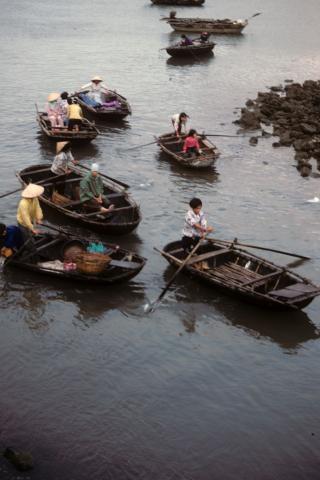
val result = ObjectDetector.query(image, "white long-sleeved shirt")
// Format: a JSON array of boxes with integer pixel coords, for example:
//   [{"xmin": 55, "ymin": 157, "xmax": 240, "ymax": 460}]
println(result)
[
  {"xmin": 182, "ymin": 209, "xmax": 207, "ymax": 238},
  {"xmin": 171, "ymin": 113, "xmax": 188, "ymax": 135}
]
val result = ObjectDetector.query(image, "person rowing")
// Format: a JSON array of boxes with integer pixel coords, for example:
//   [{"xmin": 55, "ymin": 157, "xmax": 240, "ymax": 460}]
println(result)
[
  {"xmin": 171, "ymin": 112, "xmax": 189, "ymax": 137},
  {"xmin": 79, "ymin": 163, "xmax": 115, "ymax": 214}
]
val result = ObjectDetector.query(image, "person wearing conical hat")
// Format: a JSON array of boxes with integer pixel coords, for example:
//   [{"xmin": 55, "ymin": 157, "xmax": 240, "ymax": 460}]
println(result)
[
  {"xmin": 51, "ymin": 141, "xmax": 77, "ymax": 176},
  {"xmin": 45, "ymin": 92, "xmax": 64, "ymax": 130},
  {"xmin": 17, "ymin": 184, "xmax": 44, "ymax": 246},
  {"xmin": 79, "ymin": 76, "xmax": 108, "ymax": 105}
]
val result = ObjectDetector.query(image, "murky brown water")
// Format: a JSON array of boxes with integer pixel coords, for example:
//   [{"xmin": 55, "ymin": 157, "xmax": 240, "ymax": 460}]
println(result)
[{"xmin": 0, "ymin": 0, "xmax": 320, "ymax": 478}]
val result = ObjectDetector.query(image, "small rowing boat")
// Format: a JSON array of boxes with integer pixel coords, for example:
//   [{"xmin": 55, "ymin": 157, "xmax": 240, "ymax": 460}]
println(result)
[
  {"xmin": 161, "ymin": 12, "xmax": 248, "ymax": 34},
  {"xmin": 156, "ymin": 133, "xmax": 219, "ymax": 169},
  {"xmin": 36, "ymin": 109, "xmax": 98, "ymax": 143},
  {"xmin": 17, "ymin": 164, "xmax": 141, "ymax": 235},
  {"xmin": 160, "ymin": 239, "xmax": 320, "ymax": 310},
  {"xmin": 75, "ymin": 90, "xmax": 131, "ymax": 121},
  {"xmin": 166, "ymin": 41, "xmax": 215, "ymax": 57},
  {"xmin": 6, "ymin": 232, "xmax": 146, "ymax": 284}
]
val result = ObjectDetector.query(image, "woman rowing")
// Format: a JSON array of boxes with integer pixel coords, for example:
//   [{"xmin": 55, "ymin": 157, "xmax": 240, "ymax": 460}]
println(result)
[{"xmin": 171, "ymin": 112, "xmax": 189, "ymax": 137}]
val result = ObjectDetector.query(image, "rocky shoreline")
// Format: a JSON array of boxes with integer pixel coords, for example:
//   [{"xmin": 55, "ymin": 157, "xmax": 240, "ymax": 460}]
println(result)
[{"xmin": 235, "ymin": 80, "xmax": 320, "ymax": 176}]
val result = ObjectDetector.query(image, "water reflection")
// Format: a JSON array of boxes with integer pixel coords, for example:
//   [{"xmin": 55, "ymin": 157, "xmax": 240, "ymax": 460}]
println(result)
[{"xmin": 163, "ymin": 266, "xmax": 320, "ymax": 350}]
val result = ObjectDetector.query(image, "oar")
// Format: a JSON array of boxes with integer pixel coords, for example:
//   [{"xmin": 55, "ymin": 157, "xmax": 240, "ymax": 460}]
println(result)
[
  {"xmin": 210, "ymin": 238, "xmax": 310, "ymax": 260},
  {"xmin": 122, "ymin": 140, "xmax": 159, "ymax": 152},
  {"xmin": 250, "ymin": 12, "xmax": 262, "ymax": 19},
  {"xmin": 0, "ymin": 187, "xmax": 23, "ymax": 200},
  {"xmin": 75, "ymin": 165, "xmax": 129, "ymax": 189},
  {"xmin": 144, "ymin": 237, "xmax": 204, "ymax": 313}
]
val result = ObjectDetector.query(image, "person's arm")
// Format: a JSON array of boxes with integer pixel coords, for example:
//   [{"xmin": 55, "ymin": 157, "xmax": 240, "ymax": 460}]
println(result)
[
  {"xmin": 35, "ymin": 198, "xmax": 43, "ymax": 224},
  {"xmin": 183, "ymin": 138, "xmax": 188, "ymax": 152},
  {"xmin": 18, "ymin": 202, "xmax": 34, "ymax": 232},
  {"xmin": 80, "ymin": 177, "xmax": 95, "ymax": 201}
]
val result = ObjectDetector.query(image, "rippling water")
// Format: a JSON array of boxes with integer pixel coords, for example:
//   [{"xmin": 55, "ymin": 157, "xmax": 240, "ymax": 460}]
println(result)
[{"xmin": 1, "ymin": 0, "xmax": 320, "ymax": 478}]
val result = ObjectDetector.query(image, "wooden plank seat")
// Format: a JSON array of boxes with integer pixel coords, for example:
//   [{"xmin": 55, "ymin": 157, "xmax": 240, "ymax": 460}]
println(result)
[
  {"xmin": 269, "ymin": 283, "xmax": 320, "ymax": 299},
  {"xmin": 242, "ymin": 269, "xmax": 284, "ymax": 288},
  {"xmin": 187, "ymin": 248, "xmax": 230, "ymax": 265}
]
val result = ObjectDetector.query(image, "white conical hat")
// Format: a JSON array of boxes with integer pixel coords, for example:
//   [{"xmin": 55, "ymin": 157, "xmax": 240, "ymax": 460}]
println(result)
[
  {"xmin": 91, "ymin": 76, "xmax": 103, "ymax": 82},
  {"xmin": 56, "ymin": 141, "xmax": 70, "ymax": 154},
  {"xmin": 21, "ymin": 184, "xmax": 44, "ymax": 199}
]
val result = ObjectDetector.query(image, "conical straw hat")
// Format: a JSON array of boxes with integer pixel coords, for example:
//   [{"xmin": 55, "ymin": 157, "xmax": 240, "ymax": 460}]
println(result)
[
  {"xmin": 56, "ymin": 141, "xmax": 69, "ymax": 154},
  {"xmin": 47, "ymin": 92, "xmax": 60, "ymax": 102},
  {"xmin": 21, "ymin": 184, "xmax": 44, "ymax": 199},
  {"xmin": 91, "ymin": 76, "xmax": 103, "ymax": 82}
]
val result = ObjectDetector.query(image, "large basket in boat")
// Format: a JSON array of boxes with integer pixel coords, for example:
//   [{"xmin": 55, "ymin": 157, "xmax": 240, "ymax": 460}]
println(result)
[{"xmin": 75, "ymin": 252, "xmax": 111, "ymax": 274}]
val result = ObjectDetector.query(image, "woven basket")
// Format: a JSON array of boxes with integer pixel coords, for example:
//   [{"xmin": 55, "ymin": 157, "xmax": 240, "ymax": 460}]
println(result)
[
  {"xmin": 52, "ymin": 190, "xmax": 70, "ymax": 206},
  {"xmin": 76, "ymin": 252, "xmax": 111, "ymax": 274}
]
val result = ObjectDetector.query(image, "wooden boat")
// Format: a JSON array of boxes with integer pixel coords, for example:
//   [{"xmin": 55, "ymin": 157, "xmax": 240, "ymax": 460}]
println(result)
[
  {"xmin": 161, "ymin": 13, "xmax": 248, "ymax": 34},
  {"xmin": 160, "ymin": 239, "xmax": 320, "ymax": 310},
  {"xmin": 75, "ymin": 90, "xmax": 131, "ymax": 121},
  {"xmin": 156, "ymin": 133, "xmax": 219, "ymax": 169},
  {"xmin": 166, "ymin": 41, "xmax": 215, "ymax": 57},
  {"xmin": 17, "ymin": 164, "xmax": 141, "ymax": 235},
  {"xmin": 6, "ymin": 232, "xmax": 146, "ymax": 284},
  {"xmin": 36, "ymin": 110, "xmax": 98, "ymax": 143},
  {"xmin": 152, "ymin": 0, "xmax": 204, "ymax": 5}
]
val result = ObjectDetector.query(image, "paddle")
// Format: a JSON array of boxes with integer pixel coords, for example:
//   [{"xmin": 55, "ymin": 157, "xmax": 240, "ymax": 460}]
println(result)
[
  {"xmin": 209, "ymin": 238, "xmax": 310, "ymax": 260},
  {"xmin": 144, "ymin": 236, "xmax": 204, "ymax": 313},
  {"xmin": 123, "ymin": 140, "xmax": 159, "ymax": 152},
  {"xmin": 0, "ymin": 187, "xmax": 23, "ymax": 200},
  {"xmin": 75, "ymin": 165, "xmax": 129, "ymax": 189}
]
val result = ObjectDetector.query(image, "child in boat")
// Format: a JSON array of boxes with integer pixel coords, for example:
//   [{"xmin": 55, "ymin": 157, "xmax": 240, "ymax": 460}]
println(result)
[
  {"xmin": 180, "ymin": 34, "xmax": 193, "ymax": 46},
  {"xmin": 45, "ymin": 92, "xmax": 64, "ymax": 130},
  {"xmin": 67, "ymin": 98, "xmax": 83, "ymax": 132},
  {"xmin": 182, "ymin": 198, "xmax": 213, "ymax": 253},
  {"xmin": 183, "ymin": 129, "xmax": 202, "ymax": 156}
]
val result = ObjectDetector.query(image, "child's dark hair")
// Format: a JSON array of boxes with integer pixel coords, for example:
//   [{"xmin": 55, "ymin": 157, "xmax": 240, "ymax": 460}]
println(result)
[
  {"xmin": 0, "ymin": 223, "xmax": 6, "ymax": 235},
  {"xmin": 188, "ymin": 129, "xmax": 197, "ymax": 136},
  {"xmin": 67, "ymin": 97, "xmax": 73, "ymax": 105},
  {"xmin": 189, "ymin": 197, "xmax": 202, "ymax": 209},
  {"xmin": 60, "ymin": 91, "xmax": 69, "ymax": 100}
]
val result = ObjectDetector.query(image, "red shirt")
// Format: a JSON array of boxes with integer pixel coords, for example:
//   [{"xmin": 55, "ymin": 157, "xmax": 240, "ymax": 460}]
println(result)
[{"xmin": 183, "ymin": 136, "xmax": 200, "ymax": 152}]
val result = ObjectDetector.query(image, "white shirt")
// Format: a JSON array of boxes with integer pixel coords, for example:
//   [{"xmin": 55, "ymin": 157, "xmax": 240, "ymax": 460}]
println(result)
[
  {"xmin": 80, "ymin": 82, "xmax": 108, "ymax": 102},
  {"xmin": 182, "ymin": 209, "xmax": 207, "ymax": 238},
  {"xmin": 51, "ymin": 151, "xmax": 74, "ymax": 175},
  {"xmin": 171, "ymin": 113, "xmax": 187, "ymax": 134}
]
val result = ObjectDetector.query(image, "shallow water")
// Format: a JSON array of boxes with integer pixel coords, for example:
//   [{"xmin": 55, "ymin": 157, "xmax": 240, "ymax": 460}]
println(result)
[{"xmin": 0, "ymin": 0, "xmax": 320, "ymax": 479}]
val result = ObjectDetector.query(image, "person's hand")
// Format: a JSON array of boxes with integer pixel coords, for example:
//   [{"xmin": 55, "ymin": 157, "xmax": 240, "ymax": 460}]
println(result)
[
  {"xmin": 32, "ymin": 229, "xmax": 40, "ymax": 235},
  {"xmin": 36, "ymin": 220, "xmax": 42, "ymax": 225},
  {"xmin": 206, "ymin": 226, "xmax": 213, "ymax": 233},
  {"xmin": 72, "ymin": 160, "xmax": 79, "ymax": 165},
  {"xmin": 108, "ymin": 204, "xmax": 115, "ymax": 211},
  {"xmin": 95, "ymin": 196, "xmax": 102, "ymax": 204}
]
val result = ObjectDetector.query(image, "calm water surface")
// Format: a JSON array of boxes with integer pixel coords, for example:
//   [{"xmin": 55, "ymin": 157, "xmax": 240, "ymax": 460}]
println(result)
[{"xmin": 0, "ymin": 0, "xmax": 320, "ymax": 479}]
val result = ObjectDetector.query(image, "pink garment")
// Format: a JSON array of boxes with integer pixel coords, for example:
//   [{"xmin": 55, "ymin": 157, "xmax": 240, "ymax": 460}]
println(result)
[
  {"xmin": 183, "ymin": 136, "xmax": 200, "ymax": 152},
  {"xmin": 45, "ymin": 102, "xmax": 64, "ymax": 128}
]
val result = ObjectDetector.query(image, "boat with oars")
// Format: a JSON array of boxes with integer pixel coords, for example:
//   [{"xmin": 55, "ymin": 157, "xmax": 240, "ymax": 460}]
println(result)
[
  {"xmin": 36, "ymin": 107, "xmax": 98, "ymax": 143},
  {"xmin": 151, "ymin": 0, "xmax": 205, "ymax": 5},
  {"xmin": 5, "ymin": 231, "xmax": 146, "ymax": 285},
  {"xmin": 156, "ymin": 133, "xmax": 219, "ymax": 169},
  {"xmin": 166, "ymin": 41, "xmax": 215, "ymax": 57},
  {"xmin": 159, "ymin": 239, "xmax": 320, "ymax": 310},
  {"xmin": 161, "ymin": 11, "xmax": 248, "ymax": 34},
  {"xmin": 17, "ymin": 164, "xmax": 141, "ymax": 235},
  {"xmin": 75, "ymin": 90, "xmax": 131, "ymax": 121}
]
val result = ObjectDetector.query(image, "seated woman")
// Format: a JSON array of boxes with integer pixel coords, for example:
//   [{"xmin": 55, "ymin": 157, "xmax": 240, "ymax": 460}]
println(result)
[
  {"xmin": 45, "ymin": 92, "xmax": 64, "ymax": 130},
  {"xmin": 180, "ymin": 34, "xmax": 193, "ymax": 46},
  {"xmin": 79, "ymin": 164, "xmax": 114, "ymax": 214},
  {"xmin": 67, "ymin": 98, "xmax": 83, "ymax": 132},
  {"xmin": 0, "ymin": 223, "xmax": 24, "ymax": 257},
  {"xmin": 78, "ymin": 75, "xmax": 108, "ymax": 107},
  {"xmin": 183, "ymin": 129, "xmax": 202, "ymax": 157}
]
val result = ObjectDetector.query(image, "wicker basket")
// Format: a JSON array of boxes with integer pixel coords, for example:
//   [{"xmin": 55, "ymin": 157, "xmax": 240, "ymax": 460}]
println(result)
[
  {"xmin": 52, "ymin": 190, "xmax": 70, "ymax": 206},
  {"xmin": 75, "ymin": 252, "xmax": 111, "ymax": 274}
]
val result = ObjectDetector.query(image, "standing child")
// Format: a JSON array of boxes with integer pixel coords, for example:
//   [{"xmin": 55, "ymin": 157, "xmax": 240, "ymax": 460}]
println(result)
[{"xmin": 182, "ymin": 198, "xmax": 213, "ymax": 252}]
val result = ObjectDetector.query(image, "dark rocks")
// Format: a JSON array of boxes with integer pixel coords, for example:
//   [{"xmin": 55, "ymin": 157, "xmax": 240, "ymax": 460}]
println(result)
[
  {"xmin": 235, "ymin": 79, "xmax": 320, "ymax": 175},
  {"xmin": 3, "ymin": 447, "xmax": 34, "ymax": 471},
  {"xmin": 249, "ymin": 136, "xmax": 258, "ymax": 146}
]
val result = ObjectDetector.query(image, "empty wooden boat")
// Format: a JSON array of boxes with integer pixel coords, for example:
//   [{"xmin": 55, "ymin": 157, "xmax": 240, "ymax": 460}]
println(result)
[
  {"xmin": 17, "ymin": 164, "xmax": 141, "ymax": 235},
  {"xmin": 6, "ymin": 232, "xmax": 146, "ymax": 284},
  {"xmin": 75, "ymin": 90, "xmax": 131, "ymax": 121},
  {"xmin": 156, "ymin": 133, "xmax": 219, "ymax": 169},
  {"xmin": 160, "ymin": 239, "xmax": 320, "ymax": 310},
  {"xmin": 161, "ymin": 13, "xmax": 248, "ymax": 34},
  {"xmin": 36, "ymin": 110, "xmax": 98, "ymax": 143}
]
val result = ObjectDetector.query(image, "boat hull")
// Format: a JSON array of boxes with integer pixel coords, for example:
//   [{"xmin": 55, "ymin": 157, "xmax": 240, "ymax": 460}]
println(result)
[
  {"xmin": 166, "ymin": 43, "xmax": 214, "ymax": 57},
  {"xmin": 36, "ymin": 112, "xmax": 98, "ymax": 143},
  {"xmin": 75, "ymin": 90, "xmax": 131, "ymax": 121},
  {"xmin": 161, "ymin": 240, "xmax": 320, "ymax": 310},
  {"xmin": 165, "ymin": 19, "xmax": 248, "ymax": 34}
]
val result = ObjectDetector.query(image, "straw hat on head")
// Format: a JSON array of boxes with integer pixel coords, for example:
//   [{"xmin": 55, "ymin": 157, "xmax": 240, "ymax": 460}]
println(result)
[
  {"xmin": 56, "ymin": 141, "xmax": 70, "ymax": 154},
  {"xmin": 91, "ymin": 76, "xmax": 103, "ymax": 82},
  {"xmin": 21, "ymin": 184, "xmax": 44, "ymax": 199},
  {"xmin": 47, "ymin": 92, "xmax": 60, "ymax": 102}
]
